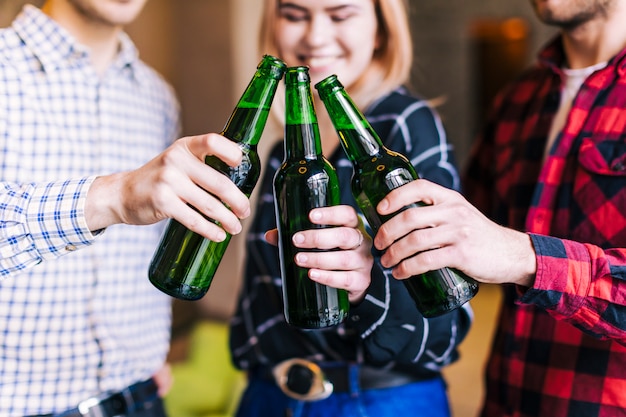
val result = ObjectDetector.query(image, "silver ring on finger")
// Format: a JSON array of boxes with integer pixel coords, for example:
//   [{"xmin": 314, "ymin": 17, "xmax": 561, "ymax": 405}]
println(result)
[{"xmin": 352, "ymin": 231, "xmax": 364, "ymax": 250}]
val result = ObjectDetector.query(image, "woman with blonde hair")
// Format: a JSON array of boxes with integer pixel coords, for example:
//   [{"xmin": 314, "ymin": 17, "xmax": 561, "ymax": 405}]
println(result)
[{"xmin": 229, "ymin": 1, "xmax": 472, "ymax": 416}]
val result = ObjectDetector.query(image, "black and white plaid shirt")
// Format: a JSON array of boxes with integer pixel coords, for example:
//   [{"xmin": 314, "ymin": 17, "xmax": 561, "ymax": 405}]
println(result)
[{"xmin": 230, "ymin": 88, "xmax": 473, "ymax": 378}]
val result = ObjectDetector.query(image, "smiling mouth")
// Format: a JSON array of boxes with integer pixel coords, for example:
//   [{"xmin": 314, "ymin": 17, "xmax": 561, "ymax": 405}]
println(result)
[{"xmin": 301, "ymin": 56, "xmax": 338, "ymax": 69}]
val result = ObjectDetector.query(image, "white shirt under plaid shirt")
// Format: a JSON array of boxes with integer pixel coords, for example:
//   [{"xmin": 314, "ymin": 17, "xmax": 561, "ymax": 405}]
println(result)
[{"xmin": 0, "ymin": 6, "xmax": 180, "ymax": 415}]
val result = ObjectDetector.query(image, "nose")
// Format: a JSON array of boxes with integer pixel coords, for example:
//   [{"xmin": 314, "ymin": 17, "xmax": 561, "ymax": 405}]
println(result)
[{"xmin": 304, "ymin": 15, "xmax": 332, "ymax": 47}]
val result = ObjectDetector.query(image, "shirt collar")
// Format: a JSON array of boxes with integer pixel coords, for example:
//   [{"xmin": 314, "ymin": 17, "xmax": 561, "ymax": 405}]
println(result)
[
  {"xmin": 537, "ymin": 36, "xmax": 568, "ymax": 73},
  {"xmin": 538, "ymin": 34, "xmax": 626, "ymax": 77},
  {"xmin": 13, "ymin": 4, "xmax": 143, "ymax": 82}
]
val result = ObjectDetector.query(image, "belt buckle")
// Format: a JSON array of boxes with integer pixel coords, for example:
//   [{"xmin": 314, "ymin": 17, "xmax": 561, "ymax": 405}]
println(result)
[
  {"xmin": 77, "ymin": 391, "xmax": 116, "ymax": 417},
  {"xmin": 272, "ymin": 358, "xmax": 333, "ymax": 401}
]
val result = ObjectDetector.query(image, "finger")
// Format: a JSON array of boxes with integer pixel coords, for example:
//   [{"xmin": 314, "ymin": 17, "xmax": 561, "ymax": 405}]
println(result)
[
  {"xmin": 353, "ymin": 231, "xmax": 365, "ymax": 250},
  {"xmin": 294, "ymin": 248, "xmax": 371, "ymax": 272},
  {"xmin": 264, "ymin": 229, "xmax": 278, "ymax": 246},
  {"xmin": 390, "ymin": 252, "xmax": 430, "ymax": 280},
  {"xmin": 309, "ymin": 205, "xmax": 360, "ymax": 228},
  {"xmin": 374, "ymin": 204, "xmax": 433, "ymax": 250},
  {"xmin": 377, "ymin": 179, "xmax": 449, "ymax": 215},
  {"xmin": 192, "ymin": 165, "xmax": 251, "ymax": 220},
  {"xmin": 380, "ymin": 228, "xmax": 436, "ymax": 269},
  {"xmin": 187, "ymin": 133, "xmax": 243, "ymax": 167},
  {"xmin": 390, "ymin": 244, "xmax": 458, "ymax": 280},
  {"xmin": 293, "ymin": 226, "xmax": 366, "ymax": 251},
  {"xmin": 380, "ymin": 220, "xmax": 460, "ymax": 269},
  {"xmin": 168, "ymin": 198, "xmax": 235, "ymax": 242},
  {"xmin": 153, "ymin": 364, "xmax": 173, "ymax": 397},
  {"xmin": 307, "ymin": 269, "xmax": 370, "ymax": 303},
  {"xmin": 190, "ymin": 190, "xmax": 244, "ymax": 235},
  {"xmin": 164, "ymin": 152, "xmax": 250, "ymax": 219},
  {"xmin": 184, "ymin": 134, "xmax": 250, "ymax": 219},
  {"xmin": 182, "ymin": 164, "xmax": 251, "ymax": 221},
  {"xmin": 166, "ymin": 167, "xmax": 244, "ymax": 234}
]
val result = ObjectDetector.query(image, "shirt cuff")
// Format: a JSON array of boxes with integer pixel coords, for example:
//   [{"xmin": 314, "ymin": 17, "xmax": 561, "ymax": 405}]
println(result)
[
  {"xmin": 518, "ymin": 233, "xmax": 590, "ymax": 317},
  {"xmin": 27, "ymin": 177, "xmax": 101, "ymax": 260}
]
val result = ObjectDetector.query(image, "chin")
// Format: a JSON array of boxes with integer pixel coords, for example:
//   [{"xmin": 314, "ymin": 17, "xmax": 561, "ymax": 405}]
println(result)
[
  {"xmin": 307, "ymin": 68, "xmax": 337, "ymax": 85},
  {"xmin": 94, "ymin": 0, "xmax": 147, "ymax": 25}
]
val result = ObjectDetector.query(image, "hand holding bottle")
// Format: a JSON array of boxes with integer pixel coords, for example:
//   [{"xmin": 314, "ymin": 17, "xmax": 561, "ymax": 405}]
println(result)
[
  {"xmin": 265, "ymin": 205, "xmax": 373, "ymax": 304},
  {"xmin": 273, "ymin": 66, "xmax": 350, "ymax": 328},
  {"xmin": 149, "ymin": 55, "xmax": 286, "ymax": 300},
  {"xmin": 374, "ymin": 179, "xmax": 537, "ymax": 287},
  {"xmin": 316, "ymin": 74, "xmax": 478, "ymax": 317},
  {"xmin": 85, "ymin": 132, "xmax": 250, "ymax": 241}
]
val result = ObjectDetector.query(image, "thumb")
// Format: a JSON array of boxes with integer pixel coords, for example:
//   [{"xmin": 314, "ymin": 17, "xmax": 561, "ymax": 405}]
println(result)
[{"xmin": 264, "ymin": 229, "xmax": 278, "ymax": 246}]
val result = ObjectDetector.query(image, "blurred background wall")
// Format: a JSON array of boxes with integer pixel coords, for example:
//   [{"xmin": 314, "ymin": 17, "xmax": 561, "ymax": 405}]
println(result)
[{"xmin": 0, "ymin": 1, "xmax": 557, "ymax": 415}]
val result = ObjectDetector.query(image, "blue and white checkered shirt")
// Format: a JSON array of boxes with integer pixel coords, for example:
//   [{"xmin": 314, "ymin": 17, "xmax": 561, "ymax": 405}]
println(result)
[{"xmin": 0, "ymin": 6, "xmax": 180, "ymax": 415}]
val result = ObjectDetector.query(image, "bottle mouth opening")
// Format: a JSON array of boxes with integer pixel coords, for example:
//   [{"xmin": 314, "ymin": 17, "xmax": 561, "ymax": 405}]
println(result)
[
  {"xmin": 285, "ymin": 66, "xmax": 310, "ymax": 85},
  {"xmin": 314, "ymin": 75, "xmax": 342, "ymax": 99},
  {"xmin": 259, "ymin": 55, "xmax": 287, "ymax": 79}
]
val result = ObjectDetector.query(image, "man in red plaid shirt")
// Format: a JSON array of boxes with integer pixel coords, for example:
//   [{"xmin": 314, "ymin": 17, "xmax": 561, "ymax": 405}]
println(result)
[{"xmin": 372, "ymin": 0, "xmax": 626, "ymax": 415}]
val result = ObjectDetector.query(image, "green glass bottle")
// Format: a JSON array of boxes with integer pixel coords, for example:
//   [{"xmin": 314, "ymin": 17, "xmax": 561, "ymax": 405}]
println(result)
[
  {"xmin": 315, "ymin": 75, "xmax": 478, "ymax": 318},
  {"xmin": 273, "ymin": 67, "xmax": 349, "ymax": 328},
  {"xmin": 149, "ymin": 55, "xmax": 287, "ymax": 300}
]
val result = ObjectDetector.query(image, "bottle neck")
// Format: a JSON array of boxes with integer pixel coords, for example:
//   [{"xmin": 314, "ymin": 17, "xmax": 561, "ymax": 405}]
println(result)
[
  {"xmin": 284, "ymin": 81, "xmax": 323, "ymax": 160},
  {"xmin": 221, "ymin": 105, "xmax": 268, "ymax": 148},
  {"xmin": 321, "ymin": 89, "xmax": 383, "ymax": 163},
  {"xmin": 221, "ymin": 69, "xmax": 283, "ymax": 147}
]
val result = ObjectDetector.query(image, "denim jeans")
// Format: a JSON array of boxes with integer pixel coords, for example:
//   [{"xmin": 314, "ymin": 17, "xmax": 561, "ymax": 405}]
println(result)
[{"xmin": 235, "ymin": 375, "xmax": 451, "ymax": 417}]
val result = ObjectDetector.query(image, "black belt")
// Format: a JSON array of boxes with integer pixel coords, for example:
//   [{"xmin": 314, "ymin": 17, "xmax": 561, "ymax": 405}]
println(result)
[
  {"xmin": 28, "ymin": 378, "xmax": 158, "ymax": 417},
  {"xmin": 256, "ymin": 358, "xmax": 432, "ymax": 401}
]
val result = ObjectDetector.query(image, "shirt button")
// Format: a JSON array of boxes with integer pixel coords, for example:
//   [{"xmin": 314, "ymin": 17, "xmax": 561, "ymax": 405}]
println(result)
[
  {"xmin": 350, "ymin": 315, "xmax": 360, "ymax": 322},
  {"xmin": 65, "ymin": 244, "xmax": 77, "ymax": 252},
  {"xmin": 612, "ymin": 161, "xmax": 626, "ymax": 171}
]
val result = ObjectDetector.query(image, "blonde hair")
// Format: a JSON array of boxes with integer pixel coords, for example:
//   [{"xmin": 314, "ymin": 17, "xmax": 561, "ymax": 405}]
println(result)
[{"xmin": 258, "ymin": 0, "xmax": 413, "ymax": 110}]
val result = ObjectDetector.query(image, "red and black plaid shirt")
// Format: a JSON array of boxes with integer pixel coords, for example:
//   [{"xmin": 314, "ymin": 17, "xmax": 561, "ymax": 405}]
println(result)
[{"xmin": 464, "ymin": 36, "xmax": 626, "ymax": 417}]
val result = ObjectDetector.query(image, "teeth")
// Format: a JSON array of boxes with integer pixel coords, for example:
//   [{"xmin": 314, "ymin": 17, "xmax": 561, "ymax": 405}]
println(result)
[{"xmin": 307, "ymin": 56, "xmax": 337, "ymax": 68}]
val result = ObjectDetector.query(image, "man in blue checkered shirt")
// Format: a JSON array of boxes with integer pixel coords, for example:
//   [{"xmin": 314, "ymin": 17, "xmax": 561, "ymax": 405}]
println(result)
[{"xmin": 0, "ymin": 1, "xmax": 252, "ymax": 415}]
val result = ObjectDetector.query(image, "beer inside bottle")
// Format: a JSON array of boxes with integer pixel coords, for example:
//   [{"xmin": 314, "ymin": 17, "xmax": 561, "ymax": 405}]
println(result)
[
  {"xmin": 148, "ymin": 55, "xmax": 287, "ymax": 300},
  {"xmin": 315, "ymin": 75, "xmax": 478, "ymax": 318},
  {"xmin": 273, "ymin": 67, "xmax": 348, "ymax": 328}
]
